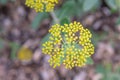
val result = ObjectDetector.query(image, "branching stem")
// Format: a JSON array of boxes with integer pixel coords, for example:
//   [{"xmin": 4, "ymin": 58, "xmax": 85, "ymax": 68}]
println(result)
[{"xmin": 50, "ymin": 11, "xmax": 60, "ymax": 24}]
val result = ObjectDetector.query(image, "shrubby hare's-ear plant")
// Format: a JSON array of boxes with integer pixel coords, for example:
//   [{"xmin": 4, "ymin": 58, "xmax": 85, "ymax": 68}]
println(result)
[
  {"xmin": 25, "ymin": 0, "xmax": 58, "ymax": 12},
  {"xmin": 42, "ymin": 22, "xmax": 94, "ymax": 69},
  {"xmin": 25, "ymin": 0, "xmax": 94, "ymax": 69}
]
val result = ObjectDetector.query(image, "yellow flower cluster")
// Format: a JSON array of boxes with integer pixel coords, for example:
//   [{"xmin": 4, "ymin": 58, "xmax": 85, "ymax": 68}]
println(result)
[
  {"xmin": 17, "ymin": 47, "xmax": 33, "ymax": 61},
  {"xmin": 42, "ymin": 21, "xmax": 94, "ymax": 69},
  {"xmin": 25, "ymin": 0, "xmax": 58, "ymax": 12}
]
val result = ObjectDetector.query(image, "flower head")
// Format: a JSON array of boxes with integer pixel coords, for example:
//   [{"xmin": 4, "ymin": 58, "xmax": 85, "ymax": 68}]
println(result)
[
  {"xmin": 42, "ymin": 21, "xmax": 94, "ymax": 69},
  {"xmin": 18, "ymin": 47, "xmax": 33, "ymax": 62},
  {"xmin": 25, "ymin": 0, "xmax": 58, "ymax": 12}
]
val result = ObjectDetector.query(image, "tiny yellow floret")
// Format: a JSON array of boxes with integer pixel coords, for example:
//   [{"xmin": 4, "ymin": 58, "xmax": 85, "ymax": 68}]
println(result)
[
  {"xmin": 42, "ymin": 21, "xmax": 94, "ymax": 69},
  {"xmin": 25, "ymin": 0, "xmax": 58, "ymax": 12}
]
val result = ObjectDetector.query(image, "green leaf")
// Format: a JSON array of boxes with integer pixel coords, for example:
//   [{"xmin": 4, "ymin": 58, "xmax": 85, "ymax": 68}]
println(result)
[
  {"xmin": 31, "ymin": 12, "xmax": 48, "ymax": 30},
  {"xmin": 0, "ymin": 0, "xmax": 8, "ymax": 4},
  {"xmin": 105, "ymin": 63, "xmax": 112, "ymax": 72},
  {"xmin": 96, "ymin": 64, "xmax": 106, "ymax": 73},
  {"xmin": 41, "ymin": 33, "xmax": 51, "ymax": 46},
  {"xmin": 83, "ymin": 0, "xmax": 98, "ymax": 12},
  {"xmin": 105, "ymin": 0, "xmax": 117, "ymax": 10},
  {"xmin": 55, "ymin": 0, "xmax": 77, "ymax": 19},
  {"xmin": 10, "ymin": 42, "xmax": 20, "ymax": 59},
  {"xmin": 60, "ymin": 18, "xmax": 70, "ymax": 25},
  {"xmin": 116, "ymin": 17, "xmax": 120, "ymax": 25},
  {"xmin": 109, "ymin": 74, "xmax": 120, "ymax": 80},
  {"xmin": 115, "ymin": 0, "xmax": 120, "ymax": 9},
  {"xmin": 77, "ymin": 0, "xmax": 83, "ymax": 3},
  {"xmin": 86, "ymin": 57, "xmax": 94, "ymax": 65},
  {"xmin": 96, "ymin": 64, "xmax": 120, "ymax": 80}
]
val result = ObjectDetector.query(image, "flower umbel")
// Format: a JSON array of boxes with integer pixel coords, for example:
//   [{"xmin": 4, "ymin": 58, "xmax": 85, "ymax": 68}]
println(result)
[
  {"xmin": 25, "ymin": 0, "xmax": 58, "ymax": 12},
  {"xmin": 18, "ymin": 47, "xmax": 33, "ymax": 62},
  {"xmin": 42, "ymin": 21, "xmax": 94, "ymax": 69}
]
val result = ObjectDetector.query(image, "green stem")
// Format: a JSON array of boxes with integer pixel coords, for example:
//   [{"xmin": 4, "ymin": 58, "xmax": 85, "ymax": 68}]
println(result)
[{"xmin": 50, "ymin": 11, "xmax": 60, "ymax": 24}]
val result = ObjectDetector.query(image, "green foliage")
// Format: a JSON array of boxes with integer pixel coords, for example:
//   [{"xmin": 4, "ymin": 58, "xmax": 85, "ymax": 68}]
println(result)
[
  {"xmin": 0, "ymin": 0, "xmax": 15, "ymax": 5},
  {"xmin": 0, "ymin": 40, "xmax": 20, "ymax": 59},
  {"xmin": 55, "ymin": 0, "xmax": 99, "ymax": 19},
  {"xmin": 41, "ymin": 33, "xmax": 51, "ymax": 47},
  {"xmin": 116, "ymin": 17, "xmax": 120, "ymax": 25},
  {"xmin": 105, "ymin": 0, "xmax": 117, "ymax": 10},
  {"xmin": 115, "ymin": 0, "xmax": 120, "ymax": 9},
  {"xmin": 10, "ymin": 42, "xmax": 20, "ymax": 59},
  {"xmin": 55, "ymin": 0, "xmax": 78, "ymax": 19},
  {"xmin": 96, "ymin": 64, "xmax": 106, "ymax": 73},
  {"xmin": 83, "ymin": 0, "xmax": 99, "ymax": 12},
  {"xmin": 60, "ymin": 17, "xmax": 70, "ymax": 25},
  {"xmin": 96, "ymin": 64, "xmax": 120, "ymax": 80},
  {"xmin": 0, "ymin": 0, "xmax": 8, "ymax": 4},
  {"xmin": 86, "ymin": 57, "xmax": 94, "ymax": 65},
  {"xmin": 31, "ymin": 12, "xmax": 48, "ymax": 30}
]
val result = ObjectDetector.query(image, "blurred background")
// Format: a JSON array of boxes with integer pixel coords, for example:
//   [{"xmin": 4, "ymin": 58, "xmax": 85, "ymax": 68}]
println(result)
[{"xmin": 0, "ymin": 0, "xmax": 120, "ymax": 80}]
